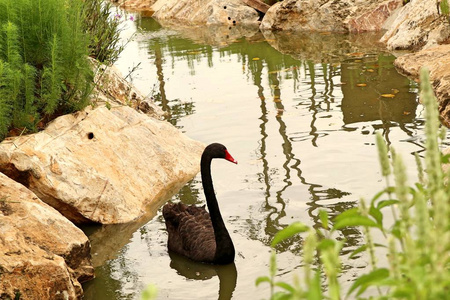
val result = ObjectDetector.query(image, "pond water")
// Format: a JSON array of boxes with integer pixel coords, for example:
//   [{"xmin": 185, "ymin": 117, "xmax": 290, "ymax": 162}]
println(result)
[{"xmin": 82, "ymin": 14, "xmax": 428, "ymax": 300}]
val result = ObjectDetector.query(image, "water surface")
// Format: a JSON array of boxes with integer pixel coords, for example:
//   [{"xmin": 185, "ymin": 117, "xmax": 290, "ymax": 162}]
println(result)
[{"xmin": 83, "ymin": 15, "xmax": 429, "ymax": 299}]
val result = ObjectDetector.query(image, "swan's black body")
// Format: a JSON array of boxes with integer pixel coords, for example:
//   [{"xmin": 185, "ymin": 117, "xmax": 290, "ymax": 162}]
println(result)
[{"xmin": 163, "ymin": 143, "xmax": 237, "ymax": 264}]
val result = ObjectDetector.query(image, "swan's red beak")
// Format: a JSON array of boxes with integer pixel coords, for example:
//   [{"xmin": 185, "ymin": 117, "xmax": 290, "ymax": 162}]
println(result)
[{"xmin": 224, "ymin": 150, "xmax": 238, "ymax": 164}]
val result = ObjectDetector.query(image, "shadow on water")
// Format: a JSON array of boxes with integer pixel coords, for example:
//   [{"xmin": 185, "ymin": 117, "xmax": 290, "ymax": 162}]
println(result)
[
  {"xmin": 168, "ymin": 252, "xmax": 238, "ymax": 300},
  {"xmin": 83, "ymin": 16, "xmax": 421, "ymax": 299}
]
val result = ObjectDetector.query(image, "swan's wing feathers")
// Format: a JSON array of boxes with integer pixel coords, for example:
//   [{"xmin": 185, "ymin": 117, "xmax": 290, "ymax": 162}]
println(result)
[{"xmin": 163, "ymin": 202, "xmax": 217, "ymax": 262}]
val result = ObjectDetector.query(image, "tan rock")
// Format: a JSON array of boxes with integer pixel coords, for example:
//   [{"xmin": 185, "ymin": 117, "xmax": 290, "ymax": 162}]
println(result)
[
  {"xmin": 0, "ymin": 106, "xmax": 204, "ymax": 224},
  {"xmin": 345, "ymin": 0, "xmax": 402, "ymax": 32},
  {"xmin": 394, "ymin": 44, "xmax": 450, "ymax": 127},
  {"xmin": 151, "ymin": 0, "xmax": 260, "ymax": 25},
  {"xmin": 260, "ymin": 0, "xmax": 401, "ymax": 32},
  {"xmin": 380, "ymin": 0, "xmax": 450, "ymax": 50},
  {"xmin": 113, "ymin": 0, "xmax": 158, "ymax": 15},
  {"xmin": 0, "ymin": 172, "xmax": 93, "ymax": 299}
]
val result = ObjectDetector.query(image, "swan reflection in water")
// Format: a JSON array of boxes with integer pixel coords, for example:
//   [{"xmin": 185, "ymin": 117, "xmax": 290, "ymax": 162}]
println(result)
[{"xmin": 169, "ymin": 251, "xmax": 238, "ymax": 300}]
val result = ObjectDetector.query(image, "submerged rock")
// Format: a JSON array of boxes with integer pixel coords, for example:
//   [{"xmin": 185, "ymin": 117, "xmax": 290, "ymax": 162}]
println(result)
[
  {"xmin": 0, "ymin": 172, "xmax": 93, "ymax": 299},
  {"xmin": 0, "ymin": 105, "xmax": 204, "ymax": 224},
  {"xmin": 260, "ymin": 0, "xmax": 402, "ymax": 32},
  {"xmin": 393, "ymin": 44, "xmax": 450, "ymax": 127},
  {"xmin": 380, "ymin": 0, "xmax": 450, "ymax": 50},
  {"xmin": 151, "ymin": 0, "xmax": 260, "ymax": 25}
]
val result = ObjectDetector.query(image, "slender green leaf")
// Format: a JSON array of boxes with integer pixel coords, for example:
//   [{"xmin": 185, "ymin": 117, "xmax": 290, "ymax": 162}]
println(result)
[
  {"xmin": 255, "ymin": 276, "xmax": 271, "ymax": 287},
  {"xmin": 377, "ymin": 199, "xmax": 399, "ymax": 210},
  {"xmin": 306, "ymin": 270, "xmax": 323, "ymax": 300},
  {"xmin": 275, "ymin": 282, "xmax": 295, "ymax": 293},
  {"xmin": 369, "ymin": 204, "xmax": 383, "ymax": 227},
  {"xmin": 319, "ymin": 209, "xmax": 329, "ymax": 230},
  {"xmin": 349, "ymin": 244, "xmax": 367, "ymax": 259},
  {"xmin": 273, "ymin": 291, "xmax": 292, "ymax": 300},
  {"xmin": 440, "ymin": 153, "xmax": 450, "ymax": 164},
  {"xmin": 333, "ymin": 207, "xmax": 359, "ymax": 222},
  {"xmin": 347, "ymin": 268, "xmax": 389, "ymax": 297},
  {"xmin": 317, "ymin": 238, "xmax": 335, "ymax": 251},
  {"xmin": 333, "ymin": 214, "xmax": 379, "ymax": 230},
  {"xmin": 271, "ymin": 222, "xmax": 309, "ymax": 247}
]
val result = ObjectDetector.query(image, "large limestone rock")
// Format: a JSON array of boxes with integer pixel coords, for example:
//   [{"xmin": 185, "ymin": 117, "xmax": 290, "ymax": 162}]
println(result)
[
  {"xmin": 151, "ymin": 0, "xmax": 260, "ymax": 25},
  {"xmin": 113, "ymin": 0, "xmax": 159, "ymax": 15},
  {"xmin": 380, "ymin": 0, "xmax": 450, "ymax": 50},
  {"xmin": 0, "ymin": 106, "xmax": 204, "ymax": 224},
  {"xmin": 393, "ymin": 44, "xmax": 450, "ymax": 127},
  {"xmin": 260, "ymin": 0, "xmax": 402, "ymax": 32},
  {"xmin": 0, "ymin": 172, "xmax": 93, "ymax": 299}
]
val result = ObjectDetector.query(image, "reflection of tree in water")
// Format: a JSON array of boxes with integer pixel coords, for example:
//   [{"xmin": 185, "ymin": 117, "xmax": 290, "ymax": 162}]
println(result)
[
  {"xmin": 171, "ymin": 178, "xmax": 201, "ymax": 205},
  {"xmin": 340, "ymin": 53, "xmax": 419, "ymax": 144},
  {"xmin": 83, "ymin": 258, "xmax": 134, "ymax": 300},
  {"xmin": 139, "ymin": 18, "xmax": 419, "ymax": 257},
  {"xmin": 141, "ymin": 18, "xmax": 204, "ymax": 127},
  {"xmin": 249, "ymin": 56, "xmax": 355, "ymax": 255}
]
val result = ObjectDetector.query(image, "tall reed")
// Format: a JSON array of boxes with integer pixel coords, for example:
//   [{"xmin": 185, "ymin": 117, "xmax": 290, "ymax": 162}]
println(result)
[
  {"xmin": 257, "ymin": 68, "xmax": 450, "ymax": 299},
  {"xmin": 0, "ymin": 0, "xmax": 126, "ymax": 139}
]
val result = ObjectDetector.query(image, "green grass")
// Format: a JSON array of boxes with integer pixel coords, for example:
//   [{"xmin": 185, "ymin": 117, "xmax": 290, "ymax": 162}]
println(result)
[
  {"xmin": 256, "ymin": 68, "xmax": 450, "ymax": 299},
  {"xmin": 0, "ymin": 0, "xmax": 127, "ymax": 140}
]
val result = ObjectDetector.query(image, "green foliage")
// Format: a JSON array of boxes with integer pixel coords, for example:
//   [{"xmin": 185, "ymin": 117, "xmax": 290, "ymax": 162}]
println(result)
[
  {"xmin": 141, "ymin": 284, "xmax": 158, "ymax": 300},
  {"xmin": 257, "ymin": 68, "xmax": 450, "ymax": 299},
  {"xmin": 0, "ymin": 0, "xmax": 95, "ymax": 139},
  {"xmin": 83, "ymin": 0, "xmax": 126, "ymax": 64},
  {"xmin": 440, "ymin": 0, "xmax": 450, "ymax": 17},
  {"xmin": 0, "ymin": 0, "xmax": 127, "ymax": 140}
]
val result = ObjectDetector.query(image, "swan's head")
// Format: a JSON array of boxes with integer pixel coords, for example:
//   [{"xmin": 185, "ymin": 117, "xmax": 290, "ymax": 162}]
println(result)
[{"xmin": 205, "ymin": 143, "xmax": 238, "ymax": 164}]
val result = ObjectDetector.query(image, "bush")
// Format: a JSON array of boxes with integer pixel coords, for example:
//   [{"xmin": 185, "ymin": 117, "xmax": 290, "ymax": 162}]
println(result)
[
  {"xmin": 83, "ymin": 0, "xmax": 126, "ymax": 64},
  {"xmin": 0, "ymin": 0, "xmax": 94, "ymax": 138},
  {"xmin": 0, "ymin": 0, "xmax": 128, "ymax": 140},
  {"xmin": 257, "ymin": 68, "xmax": 450, "ymax": 299}
]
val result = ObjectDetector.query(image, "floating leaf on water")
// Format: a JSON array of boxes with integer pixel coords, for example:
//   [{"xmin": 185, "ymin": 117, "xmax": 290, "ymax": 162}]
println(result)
[
  {"xmin": 381, "ymin": 93, "xmax": 395, "ymax": 98},
  {"xmin": 356, "ymin": 83, "xmax": 367, "ymax": 87},
  {"xmin": 252, "ymin": 57, "xmax": 260, "ymax": 61}
]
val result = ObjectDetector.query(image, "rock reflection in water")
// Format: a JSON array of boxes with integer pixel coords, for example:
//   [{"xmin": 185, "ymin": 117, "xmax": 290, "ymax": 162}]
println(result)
[{"xmin": 169, "ymin": 252, "xmax": 237, "ymax": 300}]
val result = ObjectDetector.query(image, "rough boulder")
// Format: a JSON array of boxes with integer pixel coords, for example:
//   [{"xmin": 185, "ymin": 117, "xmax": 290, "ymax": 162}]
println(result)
[
  {"xmin": 0, "ymin": 172, "xmax": 93, "ymax": 299},
  {"xmin": 0, "ymin": 105, "xmax": 204, "ymax": 224},
  {"xmin": 260, "ymin": 0, "xmax": 402, "ymax": 32},
  {"xmin": 393, "ymin": 44, "xmax": 450, "ymax": 127},
  {"xmin": 151, "ymin": 0, "xmax": 260, "ymax": 25},
  {"xmin": 380, "ymin": 0, "xmax": 450, "ymax": 50}
]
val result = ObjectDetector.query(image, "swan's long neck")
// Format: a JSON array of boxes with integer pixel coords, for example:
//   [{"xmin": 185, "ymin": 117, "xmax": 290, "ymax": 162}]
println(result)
[{"xmin": 201, "ymin": 154, "xmax": 235, "ymax": 263}]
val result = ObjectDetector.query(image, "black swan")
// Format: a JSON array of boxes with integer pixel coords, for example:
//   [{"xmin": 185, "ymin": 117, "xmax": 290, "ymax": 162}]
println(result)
[{"xmin": 163, "ymin": 143, "xmax": 237, "ymax": 264}]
